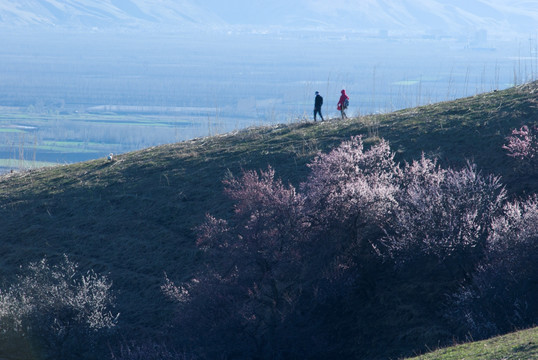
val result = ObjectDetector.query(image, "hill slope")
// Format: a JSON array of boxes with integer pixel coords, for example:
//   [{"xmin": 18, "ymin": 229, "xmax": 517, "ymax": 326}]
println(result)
[
  {"xmin": 0, "ymin": 81, "xmax": 537, "ymax": 358},
  {"xmin": 407, "ymin": 326, "xmax": 538, "ymax": 360}
]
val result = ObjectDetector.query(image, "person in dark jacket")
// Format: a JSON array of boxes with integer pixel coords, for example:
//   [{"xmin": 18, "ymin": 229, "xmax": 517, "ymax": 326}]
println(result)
[
  {"xmin": 337, "ymin": 89, "xmax": 349, "ymax": 119},
  {"xmin": 314, "ymin": 91, "xmax": 324, "ymax": 121}
]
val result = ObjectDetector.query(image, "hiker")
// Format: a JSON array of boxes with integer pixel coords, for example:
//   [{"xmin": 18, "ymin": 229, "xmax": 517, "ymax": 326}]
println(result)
[
  {"xmin": 314, "ymin": 91, "xmax": 324, "ymax": 121},
  {"xmin": 337, "ymin": 89, "xmax": 349, "ymax": 119}
]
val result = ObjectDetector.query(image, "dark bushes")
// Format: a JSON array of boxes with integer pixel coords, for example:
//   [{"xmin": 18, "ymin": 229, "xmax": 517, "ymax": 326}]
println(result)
[{"xmin": 451, "ymin": 195, "xmax": 538, "ymax": 338}]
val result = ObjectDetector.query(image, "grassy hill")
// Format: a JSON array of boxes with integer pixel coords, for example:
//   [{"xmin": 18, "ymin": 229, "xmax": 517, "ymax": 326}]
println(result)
[
  {"xmin": 406, "ymin": 326, "xmax": 538, "ymax": 360},
  {"xmin": 0, "ymin": 81, "xmax": 537, "ymax": 358}
]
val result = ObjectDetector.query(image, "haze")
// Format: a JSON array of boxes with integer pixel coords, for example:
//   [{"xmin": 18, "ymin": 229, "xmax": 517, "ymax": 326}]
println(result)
[{"xmin": 0, "ymin": 0, "xmax": 536, "ymax": 170}]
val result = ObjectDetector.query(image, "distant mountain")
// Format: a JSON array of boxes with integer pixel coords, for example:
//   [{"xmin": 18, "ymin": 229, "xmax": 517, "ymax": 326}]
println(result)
[
  {"xmin": 0, "ymin": 0, "xmax": 224, "ymax": 30},
  {"xmin": 202, "ymin": 0, "xmax": 538, "ymax": 37},
  {"xmin": 0, "ymin": 0, "xmax": 536, "ymax": 37}
]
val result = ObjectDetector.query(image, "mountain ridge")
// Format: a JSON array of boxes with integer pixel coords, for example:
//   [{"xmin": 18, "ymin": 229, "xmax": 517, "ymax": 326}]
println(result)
[
  {"xmin": 1, "ymin": 0, "xmax": 537, "ymax": 37},
  {"xmin": 0, "ymin": 0, "xmax": 223, "ymax": 30}
]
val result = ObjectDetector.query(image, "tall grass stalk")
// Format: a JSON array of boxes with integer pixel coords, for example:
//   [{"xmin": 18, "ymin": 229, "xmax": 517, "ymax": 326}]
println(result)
[{"xmin": 18, "ymin": 133, "xmax": 25, "ymax": 171}]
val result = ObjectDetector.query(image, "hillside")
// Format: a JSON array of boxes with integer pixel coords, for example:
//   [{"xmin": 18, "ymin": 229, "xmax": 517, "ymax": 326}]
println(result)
[
  {"xmin": 0, "ymin": 81, "xmax": 537, "ymax": 358},
  {"xmin": 407, "ymin": 326, "xmax": 538, "ymax": 360}
]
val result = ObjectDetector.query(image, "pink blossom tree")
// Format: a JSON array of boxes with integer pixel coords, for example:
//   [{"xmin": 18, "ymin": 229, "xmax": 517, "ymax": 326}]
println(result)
[
  {"xmin": 0, "ymin": 255, "xmax": 117, "ymax": 359},
  {"xmin": 162, "ymin": 136, "xmax": 514, "ymax": 358},
  {"xmin": 451, "ymin": 195, "xmax": 538, "ymax": 338},
  {"xmin": 302, "ymin": 136, "xmax": 397, "ymax": 230},
  {"xmin": 163, "ymin": 167, "xmax": 314, "ymax": 358},
  {"xmin": 385, "ymin": 158, "xmax": 506, "ymax": 267},
  {"xmin": 503, "ymin": 125, "xmax": 538, "ymax": 173}
]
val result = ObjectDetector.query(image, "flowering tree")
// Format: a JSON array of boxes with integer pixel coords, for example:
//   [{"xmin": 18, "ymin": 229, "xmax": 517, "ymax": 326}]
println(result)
[
  {"xmin": 299, "ymin": 136, "xmax": 400, "ymax": 290},
  {"xmin": 385, "ymin": 157, "xmax": 506, "ymax": 266},
  {"xmin": 163, "ymin": 167, "xmax": 314, "ymax": 358},
  {"xmin": 0, "ymin": 255, "xmax": 118, "ymax": 359},
  {"xmin": 302, "ymin": 136, "xmax": 397, "ymax": 230},
  {"xmin": 503, "ymin": 125, "xmax": 538, "ymax": 173},
  {"xmin": 162, "ymin": 136, "xmax": 523, "ymax": 358},
  {"xmin": 451, "ymin": 195, "xmax": 538, "ymax": 337},
  {"xmin": 162, "ymin": 137, "xmax": 402, "ymax": 358}
]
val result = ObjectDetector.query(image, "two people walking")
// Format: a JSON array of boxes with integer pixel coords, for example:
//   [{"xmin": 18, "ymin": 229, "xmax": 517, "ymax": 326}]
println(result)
[{"xmin": 313, "ymin": 89, "xmax": 349, "ymax": 121}]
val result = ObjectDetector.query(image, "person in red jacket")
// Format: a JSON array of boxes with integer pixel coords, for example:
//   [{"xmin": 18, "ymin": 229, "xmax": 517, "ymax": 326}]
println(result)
[{"xmin": 337, "ymin": 89, "xmax": 349, "ymax": 119}]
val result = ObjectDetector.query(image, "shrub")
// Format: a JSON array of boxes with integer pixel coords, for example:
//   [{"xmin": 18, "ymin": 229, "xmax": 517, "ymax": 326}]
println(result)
[
  {"xmin": 163, "ymin": 136, "xmax": 516, "ymax": 358},
  {"xmin": 0, "ymin": 255, "xmax": 118, "ymax": 359},
  {"xmin": 384, "ymin": 158, "xmax": 506, "ymax": 269},
  {"xmin": 111, "ymin": 341, "xmax": 194, "ymax": 360},
  {"xmin": 503, "ymin": 125, "xmax": 538, "ymax": 173},
  {"xmin": 163, "ymin": 167, "xmax": 313, "ymax": 358},
  {"xmin": 451, "ymin": 195, "xmax": 538, "ymax": 338},
  {"xmin": 300, "ymin": 135, "xmax": 399, "ymax": 294},
  {"xmin": 302, "ymin": 136, "xmax": 397, "ymax": 231}
]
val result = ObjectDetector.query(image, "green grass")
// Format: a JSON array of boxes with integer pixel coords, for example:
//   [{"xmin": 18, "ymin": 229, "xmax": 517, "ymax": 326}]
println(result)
[
  {"xmin": 0, "ymin": 111, "xmax": 201, "ymax": 127},
  {"xmin": 406, "ymin": 327, "xmax": 538, "ymax": 360},
  {"xmin": 0, "ymin": 159, "xmax": 57, "ymax": 168},
  {"xmin": 0, "ymin": 81, "xmax": 537, "ymax": 359},
  {"xmin": 0, "ymin": 110, "xmax": 204, "ymax": 169},
  {"xmin": 36, "ymin": 140, "xmax": 117, "ymax": 153}
]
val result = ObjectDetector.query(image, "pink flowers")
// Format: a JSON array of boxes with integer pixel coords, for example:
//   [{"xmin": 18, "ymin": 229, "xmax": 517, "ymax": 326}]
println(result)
[
  {"xmin": 161, "ymin": 133, "xmax": 538, "ymax": 357},
  {"xmin": 503, "ymin": 125, "xmax": 538, "ymax": 172}
]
